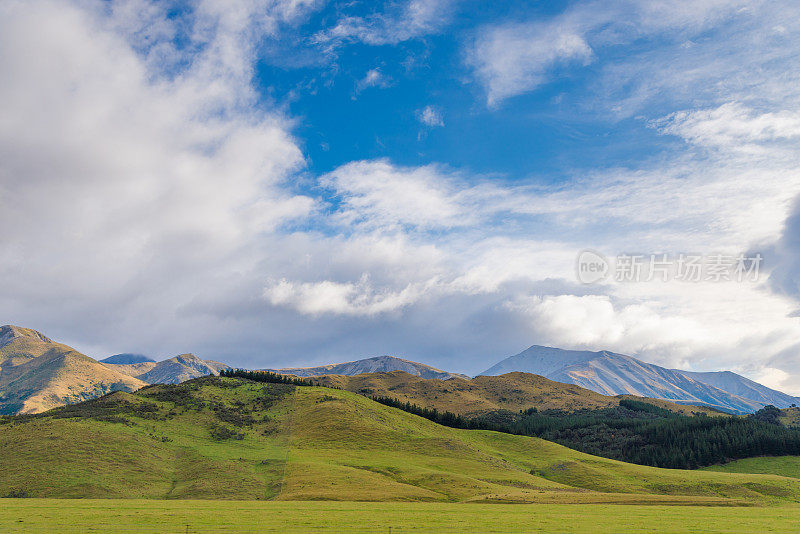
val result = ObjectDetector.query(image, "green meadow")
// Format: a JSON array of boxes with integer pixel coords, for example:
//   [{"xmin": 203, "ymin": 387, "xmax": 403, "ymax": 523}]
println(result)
[{"xmin": 1, "ymin": 500, "xmax": 799, "ymax": 534}]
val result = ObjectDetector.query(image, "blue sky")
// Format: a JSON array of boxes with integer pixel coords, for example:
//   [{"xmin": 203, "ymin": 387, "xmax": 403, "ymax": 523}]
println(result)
[
  {"xmin": 2, "ymin": 0, "xmax": 800, "ymax": 392},
  {"xmin": 255, "ymin": 0, "xmax": 673, "ymax": 181}
]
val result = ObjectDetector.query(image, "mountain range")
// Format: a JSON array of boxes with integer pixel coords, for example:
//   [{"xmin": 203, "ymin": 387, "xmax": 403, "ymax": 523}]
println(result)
[
  {"xmin": 0, "ymin": 325, "xmax": 146, "ymax": 414},
  {"xmin": 0, "ymin": 325, "xmax": 227, "ymax": 414},
  {"xmin": 265, "ymin": 355, "xmax": 468, "ymax": 380},
  {"xmin": 480, "ymin": 346, "xmax": 799, "ymax": 414},
  {"xmin": 3, "ymin": 323, "xmax": 798, "ymax": 417}
]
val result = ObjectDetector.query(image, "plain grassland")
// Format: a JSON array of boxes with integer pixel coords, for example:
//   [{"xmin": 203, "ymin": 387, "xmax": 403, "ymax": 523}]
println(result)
[{"xmin": 1, "ymin": 500, "xmax": 800, "ymax": 534}]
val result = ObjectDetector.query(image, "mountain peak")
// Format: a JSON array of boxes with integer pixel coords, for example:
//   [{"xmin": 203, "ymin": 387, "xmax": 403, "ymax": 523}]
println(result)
[
  {"xmin": 482, "ymin": 345, "xmax": 799, "ymax": 414},
  {"xmin": 137, "ymin": 353, "xmax": 220, "ymax": 385},
  {"xmin": 0, "ymin": 325, "xmax": 53, "ymax": 348},
  {"xmin": 172, "ymin": 353, "xmax": 206, "ymax": 364}
]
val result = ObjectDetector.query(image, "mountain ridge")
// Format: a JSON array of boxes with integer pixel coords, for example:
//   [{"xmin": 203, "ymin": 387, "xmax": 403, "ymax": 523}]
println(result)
[
  {"xmin": 309, "ymin": 370, "xmax": 725, "ymax": 417},
  {"xmin": 481, "ymin": 345, "xmax": 798, "ymax": 414},
  {"xmin": 0, "ymin": 325, "xmax": 230, "ymax": 414},
  {"xmin": 0, "ymin": 325, "xmax": 146, "ymax": 414}
]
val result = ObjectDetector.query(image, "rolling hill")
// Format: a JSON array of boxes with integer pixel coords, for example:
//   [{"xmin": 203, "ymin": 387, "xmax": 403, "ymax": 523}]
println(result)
[
  {"xmin": 703, "ymin": 456, "xmax": 800, "ymax": 480},
  {"xmin": 309, "ymin": 370, "xmax": 724, "ymax": 417},
  {"xmin": 480, "ymin": 346, "xmax": 790, "ymax": 414},
  {"xmin": 1, "ymin": 375, "xmax": 799, "ymax": 504},
  {"xmin": 0, "ymin": 325, "xmax": 146, "ymax": 415},
  {"xmin": 265, "ymin": 355, "xmax": 467, "ymax": 380}
]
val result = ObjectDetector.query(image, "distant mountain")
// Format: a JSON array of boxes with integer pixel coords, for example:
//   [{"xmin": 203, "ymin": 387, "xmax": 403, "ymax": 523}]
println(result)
[
  {"xmin": 310, "ymin": 370, "xmax": 724, "ymax": 417},
  {"xmin": 100, "ymin": 353, "xmax": 155, "ymax": 365},
  {"xmin": 135, "ymin": 353, "xmax": 229, "ymax": 385},
  {"xmin": 266, "ymin": 355, "xmax": 468, "ymax": 380},
  {"xmin": 0, "ymin": 325, "xmax": 146, "ymax": 414},
  {"xmin": 479, "ymin": 346, "xmax": 790, "ymax": 414},
  {"xmin": 101, "ymin": 353, "xmax": 229, "ymax": 384},
  {"xmin": 679, "ymin": 370, "xmax": 800, "ymax": 409}
]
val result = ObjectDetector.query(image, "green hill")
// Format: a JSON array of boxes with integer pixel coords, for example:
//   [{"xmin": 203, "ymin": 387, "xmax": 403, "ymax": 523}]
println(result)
[
  {"xmin": 1, "ymin": 376, "xmax": 800, "ymax": 504},
  {"xmin": 703, "ymin": 456, "xmax": 800, "ymax": 479}
]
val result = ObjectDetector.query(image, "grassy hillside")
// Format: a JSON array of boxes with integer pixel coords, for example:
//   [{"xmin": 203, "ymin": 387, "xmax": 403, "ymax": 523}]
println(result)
[
  {"xmin": 703, "ymin": 456, "xmax": 800, "ymax": 479},
  {"xmin": 310, "ymin": 371, "xmax": 723, "ymax": 417},
  {"xmin": 1, "ymin": 376, "xmax": 799, "ymax": 504}
]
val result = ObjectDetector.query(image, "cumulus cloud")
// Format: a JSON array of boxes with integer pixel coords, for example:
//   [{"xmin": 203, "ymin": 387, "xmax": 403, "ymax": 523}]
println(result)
[
  {"xmin": 0, "ymin": 0, "xmax": 314, "ymax": 349},
  {"xmin": 468, "ymin": 20, "xmax": 594, "ymax": 106},
  {"xmin": 769, "ymin": 197, "xmax": 800, "ymax": 304}
]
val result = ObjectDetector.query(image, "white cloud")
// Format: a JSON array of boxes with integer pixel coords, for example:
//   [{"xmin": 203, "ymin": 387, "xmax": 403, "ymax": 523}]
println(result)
[
  {"xmin": 320, "ymin": 160, "xmax": 476, "ymax": 230},
  {"xmin": 355, "ymin": 68, "xmax": 391, "ymax": 93},
  {"xmin": 314, "ymin": 0, "xmax": 455, "ymax": 47},
  {"xmin": 265, "ymin": 275, "xmax": 436, "ymax": 316},
  {"xmin": 468, "ymin": 20, "xmax": 593, "ymax": 106},
  {"xmin": 467, "ymin": 0, "xmax": 762, "ymax": 106},
  {"xmin": 0, "ymin": 0, "xmax": 315, "ymax": 347},
  {"xmin": 653, "ymin": 102, "xmax": 800, "ymax": 152},
  {"xmin": 417, "ymin": 105, "xmax": 444, "ymax": 127}
]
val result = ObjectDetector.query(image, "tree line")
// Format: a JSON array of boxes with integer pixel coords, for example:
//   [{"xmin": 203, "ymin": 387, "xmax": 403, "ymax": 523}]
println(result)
[
  {"xmin": 371, "ymin": 395, "xmax": 800, "ymax": 469},
  {"xmin": 220, "ymin": 368, "xmax": 313, "ymax": 386}
]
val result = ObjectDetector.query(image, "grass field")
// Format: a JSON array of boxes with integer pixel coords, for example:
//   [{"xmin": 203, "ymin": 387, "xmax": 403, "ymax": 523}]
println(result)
[
  {"xmin": 704, "ymin": 456, "xmax": 800, "ymax": 479},
  {"xmin": 1, "ymin": 500, "xmax": 800, "ymax": 533},
  {"xmin": 2, "ymin": 377, "xmax": 800, "ymax": 505}
]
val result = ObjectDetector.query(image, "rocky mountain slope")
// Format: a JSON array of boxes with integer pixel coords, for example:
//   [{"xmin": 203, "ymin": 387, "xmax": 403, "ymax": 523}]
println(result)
[
  {"xmin": 679, "ymin": 370, "xmax": 799, "ymax": 408},
  {"xmin": 481, "ymin": 346, "xmax": 797, "ymax": 414},
  {"xmin": 0, "ymin": 325, "xmax": 230, "ymax": 414},
  {"xmin": 0, "ymin": 325, "xmax": 146, "ymax": 414},
  {"xmin": 134, "ymin": 353, "xmax": 228, "ymax": 385}
]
